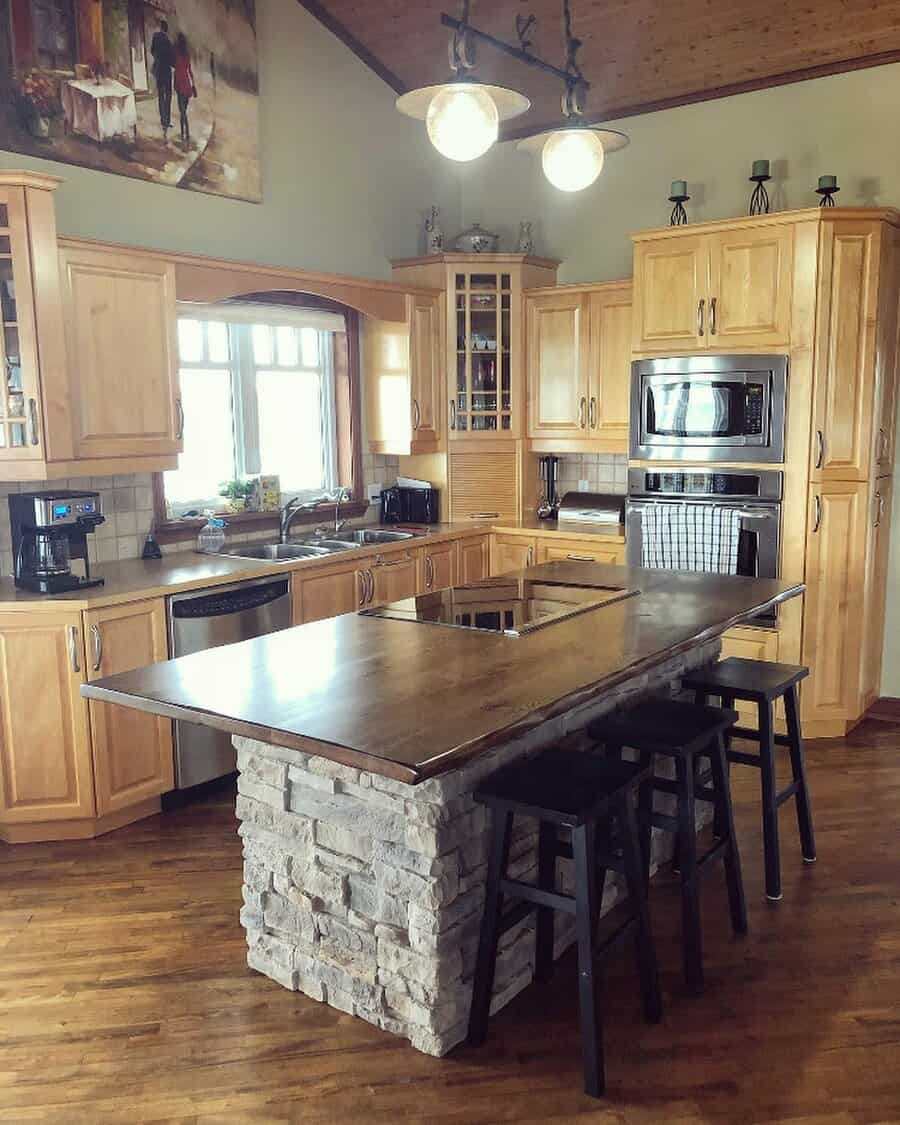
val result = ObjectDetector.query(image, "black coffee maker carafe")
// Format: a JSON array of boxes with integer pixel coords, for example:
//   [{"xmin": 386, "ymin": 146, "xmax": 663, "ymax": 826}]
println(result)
[{"xmin": 10, "ymin": 490, "xmax": 105, "ymax": 594}]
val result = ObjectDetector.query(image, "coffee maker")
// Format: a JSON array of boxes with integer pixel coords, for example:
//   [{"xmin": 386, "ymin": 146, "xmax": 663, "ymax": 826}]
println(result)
[
  {"xmin": 537, "ymin": 455, "xmax": 560, "ymax": 519},
  {"xmin": 9, "ymin": 490, "xmax": 105, "ymax": 593}
]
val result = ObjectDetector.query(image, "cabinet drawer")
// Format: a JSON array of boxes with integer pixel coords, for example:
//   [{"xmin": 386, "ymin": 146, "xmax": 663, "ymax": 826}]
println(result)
[{"xmin": 537, "ymin": 539, "xmax": 625, "ymax": 565}]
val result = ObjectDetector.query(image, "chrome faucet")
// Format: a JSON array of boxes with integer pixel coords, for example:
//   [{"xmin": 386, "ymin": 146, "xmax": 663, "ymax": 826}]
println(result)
[
  {"xmin": 333, "ymin": 486, "xmax": 352, "ymax": 533},
  {"xmin": 280, "ymin": 494, "xmax": 330, "ymax": 543}
]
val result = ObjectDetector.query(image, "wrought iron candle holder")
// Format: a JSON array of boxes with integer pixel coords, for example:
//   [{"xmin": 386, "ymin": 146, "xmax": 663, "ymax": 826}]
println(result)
[
  {"xmin": 816, "ymin": 175, "xmax": 840, "ymax": 207},
  {"xmin": 669, "ymin": 180, "xmax": 689, "ymax": 225},
  {"xmin": 748, "ymin": 159, "xmax": 771, "ymax": 215}
]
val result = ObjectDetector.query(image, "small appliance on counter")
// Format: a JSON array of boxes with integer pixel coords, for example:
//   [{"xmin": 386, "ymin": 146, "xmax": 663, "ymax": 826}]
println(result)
[
  {"xmin": 536, "ymin": 454, "xmax": 560, "ymax": 519},
  {"xmin": 10, "ymin": 489, "xmax": 105, "ymax": 594},
  {"xmin": 557, "ymin": 491, "xmax": 626, "ymax": 527},
  {"xmin": 381, "ymin": 481, "xmax": 440, "ymax": 524}
]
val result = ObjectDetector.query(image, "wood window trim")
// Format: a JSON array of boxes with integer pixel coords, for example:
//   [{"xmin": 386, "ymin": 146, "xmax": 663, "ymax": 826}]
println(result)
[{"xmin": 153, "ymin": 297, "xmax": 365, "ymax": 545}]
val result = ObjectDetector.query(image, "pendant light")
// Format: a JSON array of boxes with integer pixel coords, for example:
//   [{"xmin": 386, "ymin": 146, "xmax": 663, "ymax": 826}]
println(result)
[
  {"xmin": 396, "ymin": 11, "xmax": 530, "ymax": 163},
  {"xmin": 516, "ymin": 3, "xmax": 629, "ymax": 192}
]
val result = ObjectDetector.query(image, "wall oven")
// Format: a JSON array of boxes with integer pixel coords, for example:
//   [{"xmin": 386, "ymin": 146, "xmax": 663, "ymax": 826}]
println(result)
[
  {"xmin": 626, "ymin": 467, "xmax": 782, "ymax": 624},
  {"xmin": 630, "ymin": 354, "xmax": 788, "ymax": 463}
]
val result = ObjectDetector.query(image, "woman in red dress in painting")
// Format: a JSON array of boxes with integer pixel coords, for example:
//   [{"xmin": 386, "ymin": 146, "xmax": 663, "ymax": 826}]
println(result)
[{"xmin": 173, "ymin": 33, "xmax": 197, "ymax": 148}]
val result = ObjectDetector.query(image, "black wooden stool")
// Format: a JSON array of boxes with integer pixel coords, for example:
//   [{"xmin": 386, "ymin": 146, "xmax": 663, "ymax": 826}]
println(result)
[
  {"xmin": 467, "ymin": 748, "xmax": 662, "ymax": 1099},
  {"xmin": 682, "ymin": 658, "xmax": 816, "ymax": 902},
  {"xmin": 587, "ymin": 699, "xmax": 747, "ymax": 995}
]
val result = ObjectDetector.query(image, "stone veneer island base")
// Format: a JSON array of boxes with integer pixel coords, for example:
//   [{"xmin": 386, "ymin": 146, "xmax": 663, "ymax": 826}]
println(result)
[{"xmin": 235, "ymin": 639, "xmax": 719, "ymax": 1057}]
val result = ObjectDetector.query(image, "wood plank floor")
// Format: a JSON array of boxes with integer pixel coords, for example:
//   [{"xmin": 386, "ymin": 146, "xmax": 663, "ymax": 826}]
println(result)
[{"xmin": 2, "ymin": 721, "xmax": 900, "ymax": 1123}]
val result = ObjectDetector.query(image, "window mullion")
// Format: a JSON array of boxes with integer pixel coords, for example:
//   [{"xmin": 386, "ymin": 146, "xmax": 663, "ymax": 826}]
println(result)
[
  {"xmin": 236, "ymin": 325, "xmax": 261, "ymax": 477},
  {"xmin": 320, "ymin": 331, "xmax": 338, "ymax": 491}
]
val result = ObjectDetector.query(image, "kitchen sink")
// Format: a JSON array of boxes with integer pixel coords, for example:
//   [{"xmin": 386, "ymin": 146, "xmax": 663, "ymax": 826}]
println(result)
[
  {"xmin": 218, "ymin": 542, "xmax": 335, "ymax": 562},
  {"xmin": 325, "ymin": 529, "xmax": 417, "ymax": 545}
]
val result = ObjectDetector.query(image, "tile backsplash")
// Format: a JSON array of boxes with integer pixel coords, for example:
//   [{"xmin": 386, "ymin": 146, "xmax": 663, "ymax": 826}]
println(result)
[
  {"xmin": 0, "ymin": 455, "xmax": 401, "ymax": 576},
  {"xmin": 554, "ymin": 453, "xmax": 628, "ymax": 497}
]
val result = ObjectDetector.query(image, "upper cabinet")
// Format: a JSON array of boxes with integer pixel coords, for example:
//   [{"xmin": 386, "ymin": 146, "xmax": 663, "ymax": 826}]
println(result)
[
  {"xmin": 0, "ymin": 172, "xmax": 183, "ymax": 480},
  {"xmin": 632, "ymin": 220, "xmax": 793, "ymax": 353},
  {"xmin": 58, "ymin": 243, "xmax": 182, "ymax": 461},
  {"xmin": 525, "ymin": 280, "xmax": 632, "ymax": 451},
  {"xmin": 365, "ymin": 290, "xmax": 443, "ymax": 456},
  {"xmin": 392, "ymin": 254, "xmax": 559, "ymax": 443}
]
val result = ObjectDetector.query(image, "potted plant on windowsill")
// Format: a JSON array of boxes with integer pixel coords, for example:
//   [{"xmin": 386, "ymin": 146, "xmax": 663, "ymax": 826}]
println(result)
[{"xmin": 218, "ymin": 479, "xmax": 255, "ymax": 513}]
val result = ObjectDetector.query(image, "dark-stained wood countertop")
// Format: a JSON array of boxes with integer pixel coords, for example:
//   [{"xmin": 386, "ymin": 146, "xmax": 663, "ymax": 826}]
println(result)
[{"xmin": 81, "ymin": 562, "xmax": 803, "ymax": 784}]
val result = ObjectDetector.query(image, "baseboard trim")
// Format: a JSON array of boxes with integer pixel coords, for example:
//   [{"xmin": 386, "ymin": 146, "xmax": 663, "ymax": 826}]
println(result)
[{"xmin": 865, "ymin": 696, "xmax": 900, "ymax": 722}]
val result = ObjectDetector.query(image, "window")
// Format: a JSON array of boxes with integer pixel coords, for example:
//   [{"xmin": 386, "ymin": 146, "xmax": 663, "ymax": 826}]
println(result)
[{"xmin": 164, "ymin": 305, "xmax": 349, "ymax": 517}]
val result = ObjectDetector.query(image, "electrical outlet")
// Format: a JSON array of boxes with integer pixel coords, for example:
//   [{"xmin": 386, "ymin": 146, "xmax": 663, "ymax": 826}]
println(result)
[
  {"xmin": 578, "ymin": 478, "xmax": 590, "ymax": 491},
  {"xmin": 367, "ymin": 482, "xmax": 383, "ymax": 503}
]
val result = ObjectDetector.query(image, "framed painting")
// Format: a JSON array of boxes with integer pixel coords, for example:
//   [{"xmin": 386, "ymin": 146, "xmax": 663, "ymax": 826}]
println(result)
[{"xmin": 0, "ymin": 0, "xmax": 261, "ymax": 202}]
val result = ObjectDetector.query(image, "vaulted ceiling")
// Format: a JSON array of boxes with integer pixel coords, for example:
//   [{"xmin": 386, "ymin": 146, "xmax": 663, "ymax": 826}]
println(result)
[{"xmin": 300, "ymin": 0, "xmax": 900, "ymax": 137}]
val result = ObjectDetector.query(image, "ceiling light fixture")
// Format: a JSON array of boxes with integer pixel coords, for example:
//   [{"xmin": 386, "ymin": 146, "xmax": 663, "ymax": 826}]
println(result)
[
  {"xmin": 396, "ymin": 2, "xmax": 530, "ymax": 162},
  {"xmin": 516, "ymin": 1, "xmax": 629, "ymax": 192},
  {"xmin": 397, "ymin": 1, "xmax": 629, "ymax": 189}
]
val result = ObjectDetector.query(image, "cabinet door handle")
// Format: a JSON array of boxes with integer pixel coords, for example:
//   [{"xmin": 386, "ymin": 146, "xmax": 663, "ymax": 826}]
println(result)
[
  {"xmin": 697, "ymin": 299, "xmax": 705, "ymax": 337},
  {"xmin": 578, "ymin": 397, "xmax": 586, "ymax": 429},
  {"xmin": 449, "ymin": 400, "xmax": 457, "ymax": 430},
  {"xmin": 875, "ymin": 490, "xmax": 884, "ymax": 528},
  {"xmin": 175, "ymin": 396, "xmax": 185, "ymax": 440},
  {"xmin": 879, "ymin": 427, "xmax": 888, "ymax": 461},
  {"xmin": 27, "ymin": 398, "xmax": 39, "ymax": 446},
  {"xmin": 412, "ymin": 398, "xmax": 420, "ymax": 431},
  {"xmin": 566, "ymin": 553, "xmax": 596, "ymax": 562},
  {"xmin": 67, "ymin": 625, "xmax": 81, "ymax": 674},
  {"xmin": 709, "ymin": 297, "xmax": 717, "ymax": 335},
  {"xmin": 526, "ymin": 545, "xmax": 534, "ymax": 566},
  {"xmin": 589, "ymin": 396, "xmax": 597, "ymax": 429},
  {"xmin": 815, "ymin": 429, "xmax": 824, "ymax": 470},
  {"xmin": 365, "ymin": 568, "xmax": 375, "ymax": 604},
  {"xmin": 90, "ymin": 623, "xmax": 103, "ymax": 672},
  {"xmin": 358, "ymin": 570, "xmax": 368, "ymax": 606},
  {"xmin": 468, "ymin": 512, "xmax": 499, "ymax": 519},
  {"xmin": 812, "ymin": 494, "xmax": 821, "ymax": 533},
  {"xmin": 425, "ymin": 555, "xmax": 434, "ymax": 588}
]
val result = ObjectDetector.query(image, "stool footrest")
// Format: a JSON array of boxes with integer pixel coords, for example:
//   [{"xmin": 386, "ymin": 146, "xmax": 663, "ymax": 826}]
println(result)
[
  {"xmin": 648, "ymin": 777, "xmax": 717, "ymax": 804},
  {"xmin": 776, "ymin": 780, "xmax": 801, "ymax": 808},
  {"xmin": 499, "ymin": 900, "xmax": 536, "ymax": 935},
  {"xmin": 500, "ymin": 877, "xmax": 577, "ymax": 916},
  {"xmin": 730, "ymin": 725, "xmax": 793, "ymax": 748},
  {"xmin": 728, "ymin": 748, "xmax": 763, "ymax": 767},
  {"xmin": 697, "ymin": 838, "xmax": 730, "ymax": 870}
]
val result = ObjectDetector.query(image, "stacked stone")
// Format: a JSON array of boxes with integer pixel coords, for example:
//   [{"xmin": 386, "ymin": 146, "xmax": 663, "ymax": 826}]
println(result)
[{"xmin": 235, "ymin": 639, "xmax": 719, "ymax": 1057}]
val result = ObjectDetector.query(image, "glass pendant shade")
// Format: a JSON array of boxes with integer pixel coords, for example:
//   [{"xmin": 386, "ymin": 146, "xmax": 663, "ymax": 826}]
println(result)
[
  {"xmin": 425, "ymin": 84, "xmax": 500, "ymax": 162},
  {"xmin": 541, "ymin": 128, "xmax": 605, "ymax": 192}
]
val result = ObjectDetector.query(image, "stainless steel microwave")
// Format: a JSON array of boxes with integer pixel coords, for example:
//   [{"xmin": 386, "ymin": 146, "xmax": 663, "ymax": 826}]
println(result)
[{"xmin": 630, "ymin": 354, "xmax": 788, "ymax": 463}]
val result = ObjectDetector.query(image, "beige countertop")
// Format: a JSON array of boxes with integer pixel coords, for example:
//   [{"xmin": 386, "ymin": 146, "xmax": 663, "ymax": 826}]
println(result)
[{"xmin": 0, "ymin": 519, "xmax": 625, "ymax": 611}]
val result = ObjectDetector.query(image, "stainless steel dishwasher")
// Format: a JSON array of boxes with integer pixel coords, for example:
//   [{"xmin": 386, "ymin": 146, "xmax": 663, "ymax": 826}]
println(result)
[{"xmin": 167, "ymin": 574, "xmax": 292, "ymax": 788}]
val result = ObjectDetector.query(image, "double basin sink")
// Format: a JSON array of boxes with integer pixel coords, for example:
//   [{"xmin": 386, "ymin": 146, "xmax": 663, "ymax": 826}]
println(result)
[{"xmin": 217, "ymin": 527, "xmax": 420, "ymax": 563}]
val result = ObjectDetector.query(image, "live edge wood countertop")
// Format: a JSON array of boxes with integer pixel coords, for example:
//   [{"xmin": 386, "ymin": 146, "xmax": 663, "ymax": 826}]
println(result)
[{"xmin": 81, "ymin": 562, "xmax": 803, "ymax": 784}]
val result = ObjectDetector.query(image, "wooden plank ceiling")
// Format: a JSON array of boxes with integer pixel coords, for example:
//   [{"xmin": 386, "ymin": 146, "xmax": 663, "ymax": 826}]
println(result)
[{"xmin": 300, "ymin": 0, "xmax": 900, "ymax": 137}]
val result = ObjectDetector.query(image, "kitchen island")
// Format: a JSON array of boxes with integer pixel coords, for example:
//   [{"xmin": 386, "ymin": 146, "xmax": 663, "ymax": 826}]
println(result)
[{"xmin": 82, "ymin": 562, "xmax": 802, "ymax": 1055}]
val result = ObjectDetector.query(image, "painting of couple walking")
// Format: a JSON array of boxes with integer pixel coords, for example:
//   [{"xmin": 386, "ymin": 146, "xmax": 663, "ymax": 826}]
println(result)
[{"xmin": 0, "ymin": 0, "xmax": 261, "ymax": 202}]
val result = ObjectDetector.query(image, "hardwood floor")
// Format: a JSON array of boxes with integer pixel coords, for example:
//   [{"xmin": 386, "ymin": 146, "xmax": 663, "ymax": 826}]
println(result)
[{"xmin": 3, "ymin": 721, "xmax": 900, "ymax": 1123}]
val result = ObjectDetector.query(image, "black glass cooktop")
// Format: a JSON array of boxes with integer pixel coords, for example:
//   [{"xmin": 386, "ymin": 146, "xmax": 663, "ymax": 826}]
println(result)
[{"xmin": 360, "ymin": 579, "xmax": 638, "ymax": 637}]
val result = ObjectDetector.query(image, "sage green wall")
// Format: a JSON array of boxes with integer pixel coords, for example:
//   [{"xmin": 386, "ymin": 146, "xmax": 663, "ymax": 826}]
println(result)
[{"xmin": 0, "ymin": 0, "xmax": 460, "ymax": 278}]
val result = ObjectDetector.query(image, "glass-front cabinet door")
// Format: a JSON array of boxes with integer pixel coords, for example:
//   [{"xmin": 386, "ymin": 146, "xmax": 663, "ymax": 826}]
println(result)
[
  {"xmin": 0, "ymin": 188, "xmax": 44, "ymax": 460},
  {"xmin": 451, "ymin": 269, "xmax": 515, "ymax": 437}
]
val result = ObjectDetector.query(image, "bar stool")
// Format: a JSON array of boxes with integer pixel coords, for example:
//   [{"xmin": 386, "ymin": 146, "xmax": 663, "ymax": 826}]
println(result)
[
  {"xmin": 587, "ymin": 699, "xmax": 747, "ymax": 995},
  {"xmin": 682, "ymin": 658, "xmax": 816, "ymax": 902},
  {"xmin": 467, "ymin": 748, "xmax": 662, "ymax": 1099}
]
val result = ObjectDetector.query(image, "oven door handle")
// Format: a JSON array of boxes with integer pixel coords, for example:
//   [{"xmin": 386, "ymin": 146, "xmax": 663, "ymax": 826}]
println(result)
[{"xmin": 628, "ymin": 501, "xmax": 777, "ymax": 518}]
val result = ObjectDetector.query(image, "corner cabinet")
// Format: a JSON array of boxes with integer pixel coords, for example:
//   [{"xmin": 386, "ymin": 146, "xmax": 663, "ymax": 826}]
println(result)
[
  {"xmin": 58, "ymin": 242, "xmax": 183, "ymax": 461},
  {"xmin": 525, "ymin": 280, "xmax": 632, "ymax": 451},
  {"xmin": 632, "ymin": 219, "xmax": 793, "ymax": 353}
]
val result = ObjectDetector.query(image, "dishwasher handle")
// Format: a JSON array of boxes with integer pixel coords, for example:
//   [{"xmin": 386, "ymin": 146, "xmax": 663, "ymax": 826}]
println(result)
[{"xmin": 170, "ymin": 578, "xmax": 290, "ymax": 618}]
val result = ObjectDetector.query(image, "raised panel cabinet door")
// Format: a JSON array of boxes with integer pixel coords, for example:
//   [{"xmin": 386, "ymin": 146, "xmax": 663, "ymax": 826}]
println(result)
[
  {"xmin": 801, "ymin": 482, "xmax": 868, "ymax": 726},
  {"xmin": 420, "ymin": 540, "xmax": 457, "ymax": 592},
  {"xmin": 812, "ymin": 225, "xmax": 879, "ymax": 481},
  {"xmin": 632, "ymin": 235, "xmax": 709, "ymax": 352},
  {"xmin": 459, "ymin": 536, "xmax": 489, "ymax": 584},
  {"xmin": 873, "ymin": 226, "xmax": 900, "ymax": 476},
  {"xmin": 292, "ymin": 557, "xmax": 373, "ymax": 623},
  {"xmin": 859, "ymin": 475, "xmax": 893, "ymax": 710},
  {"xmin": 0, "ymin": 611, "xmax": 94, "ymax": 825},
  {"xmin": 59, "ymin": 245, "xmax": 181, "ymax": 459},
  {"xmin": 85, "ymin": 599, "xmax": 173, "ymax": 816},
  {"xmin": 409, "ymin": 292, "xmax": 442, "ymax": 450},
  {"xmin": 371, "ymin": 550, "xmax": 419, "ymax": 605},
  {"xmin": 536, "ymin": 540, "xmax": 625, "ymax": 565},
  {"xmin": 587, "ymin": 286, "xmax": 632, "ymax": 448},
  {"xmin": 491, "ymin": 535, "xmax": 536, "ymax": 576},
  {"xmin": 707, "ymin": 224, "xmax": 793, "ymax": 348},
  {"xmin": 526, "ymin": 291, "xmax": 590, "ymax": 439}
]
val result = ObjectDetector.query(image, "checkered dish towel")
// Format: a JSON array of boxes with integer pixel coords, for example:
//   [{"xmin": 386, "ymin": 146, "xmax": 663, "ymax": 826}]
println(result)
[{"xmin": 640, "ymin": 503, "xmax": 742, "ymax": 574}]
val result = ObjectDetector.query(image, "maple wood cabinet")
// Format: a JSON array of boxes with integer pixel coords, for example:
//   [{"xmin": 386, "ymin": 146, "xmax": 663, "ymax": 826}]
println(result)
[
  {"xmin": 420, "ymin": 539, "xmax": 457, "ymax": 592},
  {"xmin": 365, "ymin": 290, "xmax": 444, "ymax": 456},
  {"xmin": 632, "ymin": 220, "xmax": 793, "ymax": 353},
  {"xmin": 491, "ymin": 534, "xmax": 536, "ymax": 575},
  {"xmin": 536, "ymin": 539, "xmax": 625, "ymax": 565},
  {"xmin": 370, "ymin": 548, "xmax": 419, "ymax": 605},
  {"xmin": 458, "ymin": 535, "xmax": 490, "ymax": 584},
  {"xmin": 292, "ymin": 555, "xmax": 373, "ymax": 623},
  {"xmin": 85, "ymin": 600, "xmax": 174, "ymax": 816},
  {"xmin": 524, "ymin": 281, "xmax": 632, "ymax": 452}
]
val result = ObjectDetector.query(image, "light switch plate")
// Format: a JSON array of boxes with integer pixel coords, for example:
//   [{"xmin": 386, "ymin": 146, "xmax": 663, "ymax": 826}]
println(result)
[
  {"xmin": 367, "ymin": 482, "xmax": 383, "ymax": 503},
  {"xmin": 578, "ymin": 478, "xmax": 590, "ymax": 491}
]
